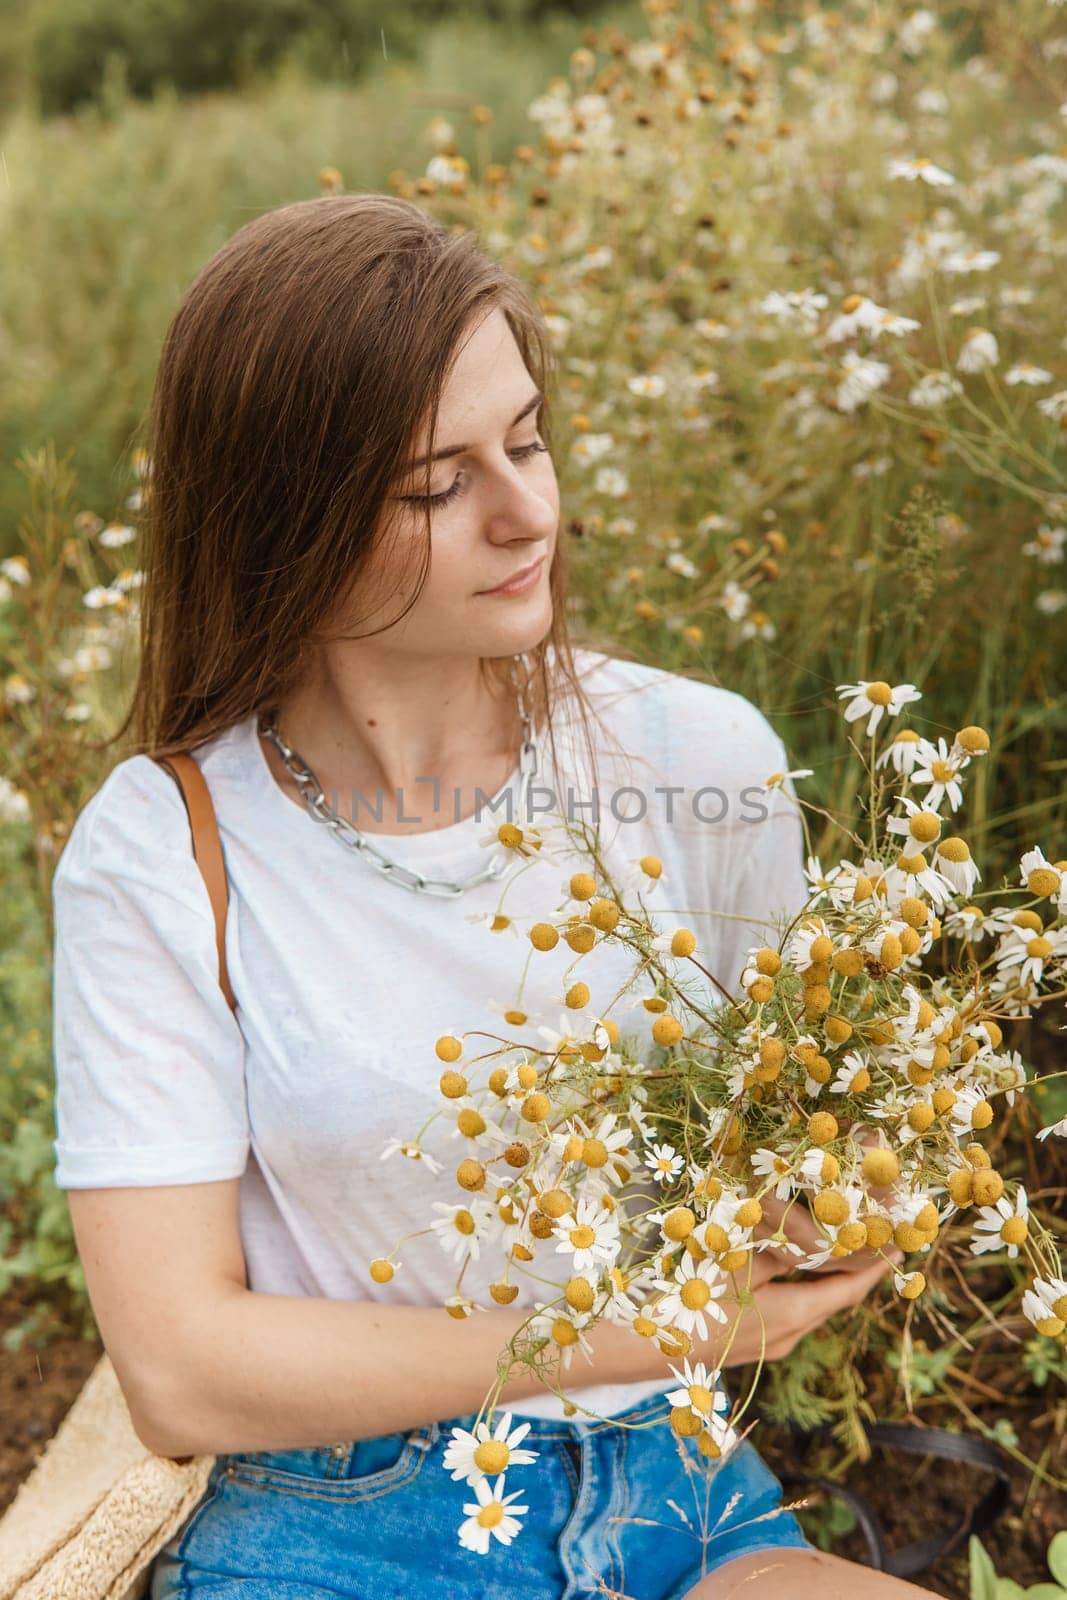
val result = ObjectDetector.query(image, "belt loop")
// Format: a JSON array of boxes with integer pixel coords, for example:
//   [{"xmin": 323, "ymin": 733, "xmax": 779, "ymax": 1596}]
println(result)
[{"xmin": 327, "ymin": 1441, "xmax": 353, "ymax": 1479}]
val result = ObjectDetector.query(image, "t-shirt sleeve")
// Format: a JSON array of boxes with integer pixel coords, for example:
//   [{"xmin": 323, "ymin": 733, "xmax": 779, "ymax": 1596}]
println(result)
[{"xmin": 51, "ymin": 755, "xmax": 250, "ymax": 1189}]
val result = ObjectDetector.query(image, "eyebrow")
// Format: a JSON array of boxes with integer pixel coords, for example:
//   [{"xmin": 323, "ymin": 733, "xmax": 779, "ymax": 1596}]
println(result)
[{"xmin": 402, "ymin": 390, "xmax": 544, "ymax": 471}]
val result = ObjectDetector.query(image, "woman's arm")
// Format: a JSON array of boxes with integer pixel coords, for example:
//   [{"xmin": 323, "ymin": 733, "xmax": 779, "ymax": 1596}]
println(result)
[{"xmin": 82, "ymin": 1173, "xmax": 894, "ymax": 1459}]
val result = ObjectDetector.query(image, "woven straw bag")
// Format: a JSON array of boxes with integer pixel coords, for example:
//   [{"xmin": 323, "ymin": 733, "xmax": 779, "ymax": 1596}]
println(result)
[{"xmin": 0, "ymin": 751, "xmax": 236, "ymax": 1600}]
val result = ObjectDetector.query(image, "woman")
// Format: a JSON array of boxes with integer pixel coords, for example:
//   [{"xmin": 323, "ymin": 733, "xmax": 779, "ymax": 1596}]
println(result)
[{"xmin": 51, "ymin": 195, "xmax": 939, "ymax": 1598}]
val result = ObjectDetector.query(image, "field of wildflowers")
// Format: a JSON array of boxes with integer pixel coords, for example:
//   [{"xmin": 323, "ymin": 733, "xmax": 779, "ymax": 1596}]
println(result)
[{"xmin": 1, "ymin": 2, "xmax": 1065, "ymax": 1592}]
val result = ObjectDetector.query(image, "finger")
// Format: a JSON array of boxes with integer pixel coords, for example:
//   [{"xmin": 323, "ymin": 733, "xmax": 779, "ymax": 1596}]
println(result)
[{"xmin": 763, "ymin": 1249, "xmax": 897, "ymax": 1327}]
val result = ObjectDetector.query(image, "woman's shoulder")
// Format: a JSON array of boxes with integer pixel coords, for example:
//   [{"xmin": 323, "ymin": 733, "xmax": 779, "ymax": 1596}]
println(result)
[
  {"xmin": 53, "ymin": 719, "xmax": 250, "ymax": 893},
  {"xmin": 57, "ymin": 752, "xmax": 185, "ymax": 868},
  {"xmin": 569, "ymin": 647, "xmax": 788, "ymax": 772}
]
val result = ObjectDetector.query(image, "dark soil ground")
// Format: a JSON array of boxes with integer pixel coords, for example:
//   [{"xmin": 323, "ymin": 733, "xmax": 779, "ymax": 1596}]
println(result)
[{"xmin": 758, "ymin": 1390, "xmax": 1065, "ymax": 1597}]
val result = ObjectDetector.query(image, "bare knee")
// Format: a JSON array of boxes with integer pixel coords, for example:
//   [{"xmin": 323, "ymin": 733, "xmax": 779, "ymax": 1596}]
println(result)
[{"xmin": 680, "ymin": 1546, "xmax": 942, "ymax": 1599}]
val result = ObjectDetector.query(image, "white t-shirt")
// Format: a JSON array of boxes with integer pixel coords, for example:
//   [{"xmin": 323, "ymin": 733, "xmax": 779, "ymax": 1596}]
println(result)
[{"xmin": 51, "ymin": 648, "xmax": 807, "ymax": 1421}]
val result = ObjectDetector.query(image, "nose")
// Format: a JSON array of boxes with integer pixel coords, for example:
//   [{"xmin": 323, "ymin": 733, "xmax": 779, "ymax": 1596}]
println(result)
[{"xmin": 483, "ymin": 452, "xmax": 558, "ymax": 545}]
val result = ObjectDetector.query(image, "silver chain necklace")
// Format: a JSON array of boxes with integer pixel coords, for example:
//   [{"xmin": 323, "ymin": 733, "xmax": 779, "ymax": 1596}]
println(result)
[{"xmin": 257, "ymin": 654, "xmax": 540, "ymax": 899}]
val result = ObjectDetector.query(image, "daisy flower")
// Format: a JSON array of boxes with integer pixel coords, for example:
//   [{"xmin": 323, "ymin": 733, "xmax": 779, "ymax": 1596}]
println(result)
[
  {"xmin": 796, "ymin": 1183, "xmax": 867, "ymax": 1270},
  {"xmin": 788, "ymin": 919, "xmax": 833, "ymax": 971},
  {"xmin": 956, "ymin": 329, "xmax": 999, "ymax": 373},
  {"xmin": 601, "ymin": 1262, "xmax": 658, "ymax": 1327},
  {"xmin": 665, "ymin": 1358, "xmax": 738, "ymax": 1452},
  {"xmin": 1022, "ymin": 524, "xmax": 1066, "ymax": 564},
  {"xmin": 802, "ymin": 856, "xmax": 845, "ymax": 908},
  {"xmin": 528, "ymin": 1303, "xmax": 596, "ymax": 1371},
  {"xmin": 932, "ymin": 838, "xmax": 981, "ymax": 897},
  {"xmin": 1022, "ymin": 1277, "xmax": 1067, "ymax": 1336},
  {"xmin": 444, "ymin": 1294, "xmax": 477, "ymax": 1318},
  {"xmin": 613, "ymin": 853, "xmax": 667, "ymax": 902},
  {"xmin": 887, "ymin": 157, "xmax": 956, "ymax": 185},
  {"xmin": 971, "ymin": 1188, "xmax": 1029, "ymax": 1259},
  {"xmin": 835, "ymin": 351, "xmax": 892, "ymax": 412},
  {"xmin": 720, "ymin": 580, "xmax": 751, "ymax": 621},
  {"xmin": 995, "ymin": 924, "xmax": 1067, "ymax": 987},
  {"xmin": 476, "ymin": 819, "xmax": 545, "ymax": 857},
  {"xmin": 1036, "ymin": 1114, "xmax": 1067, "ymax": 1142},
  {"xmin": 1004, "ymin": 362, "xmax": 1053, "ymax": 386},
  {"xmin": 751, "ymin": 1145, "xmax": 799, "ymax": 1202},
  {"xmin": 757, "ymin": 766, "xmax": 814, "ymax": 792},
  {"xmin": 651, "ymin": 1253, "xmax": 729, "ymax": 1342},
  {"xmin": 552, "ymin": 1196, "xmax": 621, "ymax": 1274},
  {"xmin": 876, "ymin": 728, "xmax": 925, "ymax": 774},
  {"xmin": 943, "ymin": 904, "xmax": 989, "ymax": 944},
  {"xmin": 458, "ymin": 1476, "xmax": 530, "ymax": 1554},
  {"xmin": 448, "ymin": 1097, "xmax": 512, "ymax": 1151},
  {"xmin": 380, "ymin": 1137, "xmax": 443, "ymax": 1176},
  {"xmin": 824, "ymin": 297, "xmax": 921, "ymax": 343},
  {"xmin": 1019, "ymin": 847, "xmax": 1063, "ymax": 899},
  {"xmin": 430, "ymin": 1200, "xmax": 494, "ymax": 1264},
  {"xmin": 627, "ymin": 373, "xmax": 667, "ymax": 398},
  {"xmin": 948, "ymin": 1084, "xmax": 995, "ymax": 1140},
  {"xmin": 830, "ymin": 1050, "xmax": 874, "ymax": 1095},
  {"xmin": 550, "ymin": 1110, "xmax": 635, "ymax": 1187},
  {"xmin": 466, "ymin": 912, "xmax": 524, "ymax": 939},
  {"xmin": 1036, "ymin": 392, "xmax": 1067, "ymax": 422},
  {"xmin": 644, "ymin": 1141, "xmax": 684, "ymax": 1185},
  {"xmin": 885, "ymin": 854, "xmax": 955, "ymax": 909},
  {"xmin": 909, "ymin": 737, "xmax": 967, "ymax": 812},
  {"xmin": 443, "ymin": 1411, "xmax": 540, "ymax": 1486},
  {"xmin": 0, "ymin": 556, "xmax": 30, "ymax": 585},
  {"xmin": 836, "ymin": 679, "xmax": 922, "ymax": 737},
  {"xmin": 535, "ymin": 1011, "xmax": 607, "ymax": 1065}
]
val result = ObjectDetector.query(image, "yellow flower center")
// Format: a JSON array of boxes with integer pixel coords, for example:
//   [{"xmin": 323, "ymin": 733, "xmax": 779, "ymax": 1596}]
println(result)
[
  {"xmin": 1000, "ymin": 1217, "xmax": 1028, "ymax": 1245},
  {"xmin": 582, "ymin": 1138, "xmax": 609, "ymax": 1167},
  {"xmin": 569, "ymin": 1224, "xmax": 596, "ymax": 1249},
  {"xmin": 473, "ymin": 1440, "xmax": 510, "ymax": 1474},
  {"xmin": 477, "ymin": 1502, "xmax": 506, "ymax": 1528},
  {"xmin": 454, "ymin": 1209, "xmax": 476, "ymax": 1235},
  {"xmin": 688, "ymin": 1383, "xmax": 714, "ymax": 1413},
  {"xmin": 680, "ymin": 1279, "xmax": 711, "ymax": 1309},
  {"xmin": 865, "ymin": 681, "xmax": 893, "ymax": 706}
]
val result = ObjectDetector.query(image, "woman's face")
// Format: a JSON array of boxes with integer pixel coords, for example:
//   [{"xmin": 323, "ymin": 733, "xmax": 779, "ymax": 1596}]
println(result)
[{"xmin": 351, "ymin": 306, "xmax": 560, "ymax": 662}]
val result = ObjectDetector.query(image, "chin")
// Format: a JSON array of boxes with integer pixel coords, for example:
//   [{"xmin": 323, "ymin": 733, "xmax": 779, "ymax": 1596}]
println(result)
[{"xmin": 490, "ymin": 602, "xmax": 554, "ymax": 657}]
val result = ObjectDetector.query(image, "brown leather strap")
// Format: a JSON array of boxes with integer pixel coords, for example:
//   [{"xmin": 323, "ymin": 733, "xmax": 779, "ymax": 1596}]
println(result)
[{"xmin": 154, "ymin": 752, "xmax": 237, "ymax": 1014}]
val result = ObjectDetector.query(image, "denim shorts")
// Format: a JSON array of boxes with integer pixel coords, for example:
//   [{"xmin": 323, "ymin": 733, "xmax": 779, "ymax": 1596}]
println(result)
[{"xmin": 148, "ymin": 1387, "xmax": 810, "ymax": 1599}]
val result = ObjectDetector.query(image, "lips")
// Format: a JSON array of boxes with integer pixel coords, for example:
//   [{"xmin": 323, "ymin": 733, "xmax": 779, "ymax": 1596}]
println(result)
[{"xmin": 479, "ymin": 555, "xmax": 546, "ymax": 594}]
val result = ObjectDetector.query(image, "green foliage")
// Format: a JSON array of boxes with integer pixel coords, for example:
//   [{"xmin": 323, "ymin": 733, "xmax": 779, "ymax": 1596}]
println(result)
[
  {"xmin": 796, "ymin": 1491, "xmax": 859, "ymax": 1556},
  {"xmin": 0, "ymin": 6, "xmax": 641, "ymax": 544},
  {"xmin": 969, "ymin": 1531, "xmax": 1067, "ymax": 1600},
  {"xmin": 1022, "ymin": 1335, "xmax": 1067, "ymax": 1390},
  {"xmin": 18, "ymin": 0, "xmax": 613, "ymax": 117},
  {"xmin": 746, "ymin": 1323, "xmax": 875, "ymax": 1455},
  {"xmin": 887, "ymin": 1339, "xmax": 958, "ymax": 1399}
]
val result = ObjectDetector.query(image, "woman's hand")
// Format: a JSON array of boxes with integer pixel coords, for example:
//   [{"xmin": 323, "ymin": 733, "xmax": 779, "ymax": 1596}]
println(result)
[
  {"xmin": 752, "ymin": 1191, "xmax": 887, "ymax": 1275},
  {"xmin": 702, "ymin": 1245, "xmax": 900, "ymax": 1367}
]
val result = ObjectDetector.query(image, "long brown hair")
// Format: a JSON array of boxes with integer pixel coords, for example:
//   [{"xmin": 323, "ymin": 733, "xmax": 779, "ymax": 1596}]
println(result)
[{"xmin": 112, "ymin": 192, "xmax": 619, "ymax": 800}]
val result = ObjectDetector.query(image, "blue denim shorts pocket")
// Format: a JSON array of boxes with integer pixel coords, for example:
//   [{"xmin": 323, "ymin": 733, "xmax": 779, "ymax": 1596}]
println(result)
[{"xmin": 222, "ymin": 1423, "xmax": 436, "ymax": 1500}]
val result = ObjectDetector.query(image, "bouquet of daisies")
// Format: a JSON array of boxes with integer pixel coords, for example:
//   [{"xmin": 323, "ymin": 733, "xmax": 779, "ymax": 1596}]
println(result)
[{"xmin": 371, "ymin": 677, "xmax": 1066, "ymax": 1557}]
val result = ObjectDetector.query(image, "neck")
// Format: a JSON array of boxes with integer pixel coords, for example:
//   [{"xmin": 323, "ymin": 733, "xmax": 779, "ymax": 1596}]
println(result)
[{"xmin": 263, "ymin": 651, "xmax": 528, "ymax": 834}]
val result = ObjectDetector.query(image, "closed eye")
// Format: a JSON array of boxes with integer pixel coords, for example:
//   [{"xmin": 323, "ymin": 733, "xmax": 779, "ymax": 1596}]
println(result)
[{"xmin": 403, "ymin": 441, "xmax": 550, "ymax": 509}]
